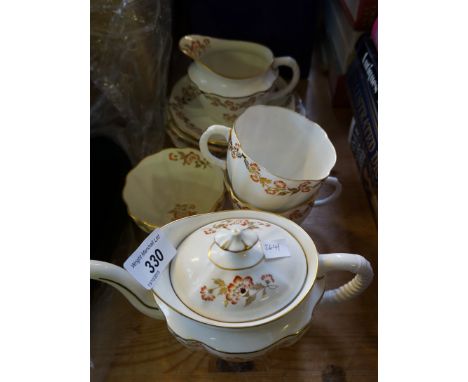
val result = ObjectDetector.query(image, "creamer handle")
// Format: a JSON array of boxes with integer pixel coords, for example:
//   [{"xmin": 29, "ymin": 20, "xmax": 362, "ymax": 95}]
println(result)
[
  {"xmin": 265, "ymin": 56, "xmax": 300, "ymax": 102},
  {"xmin": 318, "ymin": 254, "xmax": 374, "ymax": 304},
  {"xmin": 199, "ymin": 124, "xmax": 231, "ymax": 170},
  {"xmin": 91, "ymin": 260, "xmax": 165, "ymax": 320}
]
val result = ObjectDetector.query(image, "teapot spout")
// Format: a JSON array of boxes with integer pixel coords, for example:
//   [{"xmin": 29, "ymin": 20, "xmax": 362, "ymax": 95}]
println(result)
[{"xmin": 91, "ymin": 260, "xmax": 165, "ymax": 320}]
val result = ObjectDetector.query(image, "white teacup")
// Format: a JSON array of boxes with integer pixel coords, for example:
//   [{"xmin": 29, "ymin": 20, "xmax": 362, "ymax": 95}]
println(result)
[{"xmin": 199, "ymin": 105, "xmax": 338, "ymax": 211}]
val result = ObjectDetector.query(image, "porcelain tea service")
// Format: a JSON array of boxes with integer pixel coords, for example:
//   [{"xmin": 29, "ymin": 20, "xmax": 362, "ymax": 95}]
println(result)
[
  {"xmin": 199, "ymin": 105, "xmax": 340, "ymax": 212},
  {"xmin": 91, "ymin": 210, "xmax": 373, "ymax": 360},
  {"xmin": 91, "ymin": 34, "xmax": 374, "ymax": 362},
  {"xmin": 180, "ymin": 35, "xmax": 300, "ymax": 124}
]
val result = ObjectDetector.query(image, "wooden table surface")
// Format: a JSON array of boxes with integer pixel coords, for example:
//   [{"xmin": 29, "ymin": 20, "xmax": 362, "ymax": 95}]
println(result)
[{"xmin": 90, "ymin": 67, "xmax": 378, "ymax": 382}]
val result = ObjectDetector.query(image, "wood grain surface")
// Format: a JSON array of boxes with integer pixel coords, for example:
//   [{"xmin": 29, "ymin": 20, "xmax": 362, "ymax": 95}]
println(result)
[{"xmin": 90, "ymin": 66, "xmax": 378, "ymax": 382}]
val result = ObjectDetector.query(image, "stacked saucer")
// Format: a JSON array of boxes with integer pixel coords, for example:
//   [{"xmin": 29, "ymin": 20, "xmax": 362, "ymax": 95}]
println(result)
[
  {"xmin": 224, "ymin": 172, "xmax": 342, "ymax": 225},
  {"xmin": 166, "ymin": 75, "xmax": 305, "ymax": 152}
]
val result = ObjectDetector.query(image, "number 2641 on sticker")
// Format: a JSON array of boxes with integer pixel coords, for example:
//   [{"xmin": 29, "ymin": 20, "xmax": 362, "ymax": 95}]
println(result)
[{"xmin": 263, "ymin": 239, "xmax": 291, "ymax": 259}]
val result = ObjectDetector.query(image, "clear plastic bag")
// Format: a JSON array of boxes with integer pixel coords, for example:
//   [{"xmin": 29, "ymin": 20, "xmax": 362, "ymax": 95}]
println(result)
[{"xmin": 91, "ymin": 0, "xmax": 172, "ymax": 164}]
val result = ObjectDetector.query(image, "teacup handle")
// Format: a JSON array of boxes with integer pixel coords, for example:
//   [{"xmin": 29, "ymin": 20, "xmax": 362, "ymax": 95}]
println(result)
[
  {"xmin": 314, "ymin": 176, "xmax": 342, "ymax": 206},
  {"xmin": 199, "ymin": 124, "xmax": 230, "ymax": 170},
  {"xmin": 318, "ymin": 253, "xmax": 374, "ymax": 305},
  {"xmin": 265, "ymin": 56, "xmax": 300, "ymax": 102}
]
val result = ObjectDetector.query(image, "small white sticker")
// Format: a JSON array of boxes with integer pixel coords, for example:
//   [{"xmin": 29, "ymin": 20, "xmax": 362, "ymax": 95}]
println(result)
[
  {"xmin": 263, "ymin": 239, "xmax": 291, "ymax": 259},
  {"xmin": 124, "ymin": 229, "xmax": 177, "ymax": 289}
]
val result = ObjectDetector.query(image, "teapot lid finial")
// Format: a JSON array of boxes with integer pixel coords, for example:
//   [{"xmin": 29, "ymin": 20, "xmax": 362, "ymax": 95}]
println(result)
[
  {"xmin": 214, "ymin": 227, "xmax": 258, "ymax": 252},
  {"xmin": 209, "ymin": 225, "xmax": 263, "ymax": 270}
]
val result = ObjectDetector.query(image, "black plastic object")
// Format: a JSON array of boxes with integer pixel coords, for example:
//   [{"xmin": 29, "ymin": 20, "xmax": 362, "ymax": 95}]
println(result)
[{"xmin": 90, "ymin": 137, "xmax": 131, "ymax": 263}]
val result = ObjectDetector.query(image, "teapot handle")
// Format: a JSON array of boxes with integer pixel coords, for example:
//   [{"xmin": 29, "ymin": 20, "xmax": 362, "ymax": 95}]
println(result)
[
  {"xmin": 265, "ymin": 56, "xmax": 300, "ymax": 103},
  {"xmin": 91, "ymin": 260, "xmax": 165, "ymax": 320},
  {"xmin": 317, "ymin": 253, "xmax": 374, "ymax": 304},
  {"xmin": 199, "ymin": 124, "xmax": 231, "ymax": 170}
]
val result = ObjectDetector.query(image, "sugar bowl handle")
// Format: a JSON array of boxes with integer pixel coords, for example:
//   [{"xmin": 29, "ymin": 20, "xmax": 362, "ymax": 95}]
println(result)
[
  {"xmin": 317, "ymin": 253, "xmax": 374, "ymax": 304},
  {"xmin": 199, "ymin": 124, "xmax": 231, "ymax": 170}
]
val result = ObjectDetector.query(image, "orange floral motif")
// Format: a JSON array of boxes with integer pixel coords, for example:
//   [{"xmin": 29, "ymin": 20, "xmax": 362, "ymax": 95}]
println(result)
[
  {"xmin": 274, "ymin": 180, "xmax": 287, "ymax": 189},
  {"xmin": 249, "ymin": 163, "xmax": 261, "ymax": 172},
  {"xmin": 168, "ymin": 150, "xmax": 210, "ymax": 168},
  {"xmin": 222, "ymin": 113, "xmax": 238, "ymax": 124},
  {"xmin": 299, "ymin": 183, "xmax": 312, "ymax": 193},
  {"xmin": 204, "ymin": 94, "xmax": 257, "ymax": 112},
  {"xmin": 200, "ymin": 285, "xmax": 216, "ymax": 301},
  {"xmin": 250, "ymin": 173, "xmax": 260, "ymax": 182},
  {"xmin": 288, "ymin": 209, "xmax": 305, "ymax": 221},
  {"xmin": 229, "ymin": 142, "xmax": 242, "ymax": 159},
  {"xmin": 203, "ymin": 219, "xmax": 271, "ymax": 235},
  {"xmin": 200, "ymin": 274, "xmax": 278, "ymax": 307},
  {"xmin": 288, "ymin": 201, "xmax": 315, "ymax": 222},
  {"xmin": 228, "ymin": 141, "xmax": 320, "ymax": 196},
  {"xmin": 226, "ymin": 276, "xmax": 254, "ymax": 305},
  {"xmin": 169, "ymin": 84, "xmax": 202, "ymax": 132},
  {"xmin": 261, "ymin": 274, "xmax": 275, "ymax": 284},
  {"xmin": 182, "ymin": 38, "xmax": 211, "ymax": 58},
  {"xmin": 168, "ymin": 203, "xmax": 197, "ymax": 220}
]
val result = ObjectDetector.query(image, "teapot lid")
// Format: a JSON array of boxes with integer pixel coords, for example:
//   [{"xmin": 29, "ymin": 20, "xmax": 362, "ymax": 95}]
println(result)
[{"xmin": 169, "ymin": 217, "xmax": 307, "ymax": 323}]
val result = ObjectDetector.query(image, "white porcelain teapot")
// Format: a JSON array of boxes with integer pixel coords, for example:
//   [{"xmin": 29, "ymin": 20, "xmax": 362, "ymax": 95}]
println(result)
[{"xmin": 90, "ymin": 210, "xmax": 373, "ymax": 361}]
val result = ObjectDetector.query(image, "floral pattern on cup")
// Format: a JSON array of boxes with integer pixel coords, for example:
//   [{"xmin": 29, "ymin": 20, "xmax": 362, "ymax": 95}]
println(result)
[
  {"xmin": 229, "ymin": 141, "xmax": 321, "ymax": 196},
  {"xmin": 181, "ymin": 37, "xmax": 211, "ymax": 59},
  {"xmin": 168, "ymin": 150, "xmax": 211, "ymax": 168},
  {"xmin": 203, "ymin": 218, "xmax": 271, "ymax": 235},
  {"xmin": 168, "ymin": 203, "xmax": 197, "ymax": 220},
  {"xmin": 200, "ymin": 274, "xmax": 278, "ymax": 307}
]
